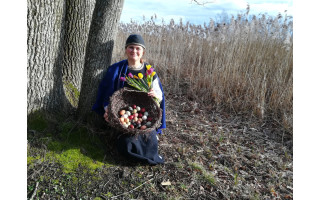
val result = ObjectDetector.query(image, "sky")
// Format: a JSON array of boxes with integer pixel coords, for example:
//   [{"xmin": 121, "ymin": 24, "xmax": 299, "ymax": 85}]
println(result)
[{"xmin": 120, "ymin": 0, "xmax": 293, "ymax": 25}]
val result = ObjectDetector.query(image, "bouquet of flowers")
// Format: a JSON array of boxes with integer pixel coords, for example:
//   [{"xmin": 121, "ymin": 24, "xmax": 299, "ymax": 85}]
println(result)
[{"xmin": 120, "ymin": 65, "xmax": 160, "ymax": 105}]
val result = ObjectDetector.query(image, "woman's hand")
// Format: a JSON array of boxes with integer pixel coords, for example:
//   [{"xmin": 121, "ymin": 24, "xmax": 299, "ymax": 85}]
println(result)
[
  {"xmin": 148, "ymin": 88, "xmax": 156, "ymax": 98},
  {"xmin": 103, "ymin": 109, "xmax": 109, "ymax": 122}
]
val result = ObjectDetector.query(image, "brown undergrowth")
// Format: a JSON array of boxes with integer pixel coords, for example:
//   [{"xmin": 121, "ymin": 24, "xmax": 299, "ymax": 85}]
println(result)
[{"xmin": 27, "ymin": 92, "xmax": 292, "ymax": 199}]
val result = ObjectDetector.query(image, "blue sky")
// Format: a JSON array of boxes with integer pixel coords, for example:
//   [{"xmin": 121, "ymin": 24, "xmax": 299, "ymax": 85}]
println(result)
[{"xmin": 120, "ymin": 0, "xmax": 293, "ymax": 25}]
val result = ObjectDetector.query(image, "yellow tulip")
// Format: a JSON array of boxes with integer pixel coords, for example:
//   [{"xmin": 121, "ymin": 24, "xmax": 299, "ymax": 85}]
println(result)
[
  {"xmin": 148, "ymin": 82, "xmax": 151, "ymax": 87},
  {"xmin": 133, "ymin": 75, "xmax": 139, "ymax": 79},
  {"xmin": 151, "ymin": 71, "xmax": 156, "ymax": 77},
  {"xmin": 138, "ymin": 73, "xmax": 143, "ymax": 79},
  {"xmin": 146, "ymin": 65, "xmax": 152, "ymax": 70}
]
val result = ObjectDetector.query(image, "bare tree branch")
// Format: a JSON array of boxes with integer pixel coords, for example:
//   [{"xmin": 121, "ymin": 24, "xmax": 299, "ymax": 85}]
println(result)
[
  {"xmin": 190, "ymin": 0, "xmax": 215, "ymax": 6},
  {"xmin": 29, "ymin": 182, "xmax": 39, "ymax": 200}
]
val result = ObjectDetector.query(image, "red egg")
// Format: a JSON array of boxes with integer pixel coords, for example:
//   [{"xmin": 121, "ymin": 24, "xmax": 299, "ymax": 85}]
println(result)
[
  {"xmin": 147, "ymin": 117, "xmax": 152, "ymax": 122},
  {"xmin": 138, "ymin": 113, "xmax": 143, "ymax": 118},
  {"xmin": 129, "ymin": 124, "xmax": 134, "ymax": 129},
  {"xmin": 140, "ymin": 125, "xmax": 147, "ymax": 130},
  {"xmin": 132, "ymin": 104, "xmax": 137, "ymax": 109},
  {"xmin": 141, "ymin": 108, "xmax": 146, "ymax": 113},
  {"xmin": 129, "ymin": 115, "xmax": 134, "ymax": 120}
]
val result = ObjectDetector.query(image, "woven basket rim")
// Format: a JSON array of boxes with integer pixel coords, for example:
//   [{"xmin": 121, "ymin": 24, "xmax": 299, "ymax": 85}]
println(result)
[{"xmin": 107, "ymin": 88, "xmax": 162, "ymax": 135}]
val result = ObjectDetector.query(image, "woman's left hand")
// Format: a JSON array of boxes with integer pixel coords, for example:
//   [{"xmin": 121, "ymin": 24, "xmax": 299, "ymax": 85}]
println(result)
[{"xmin": 148, "ymin": 88, "xmax": 156, "ymax": 98}]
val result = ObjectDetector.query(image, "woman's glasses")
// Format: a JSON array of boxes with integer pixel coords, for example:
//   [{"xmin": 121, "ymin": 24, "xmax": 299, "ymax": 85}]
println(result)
[{"xmin": 127, "ymin": 46, "xmax": 143, "ymax": 52}]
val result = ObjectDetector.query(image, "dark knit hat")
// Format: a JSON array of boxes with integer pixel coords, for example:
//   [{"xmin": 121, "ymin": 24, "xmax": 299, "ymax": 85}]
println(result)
[{"xmin": 125, "ymin": 34, "xmax": 146, "ymax": 49}]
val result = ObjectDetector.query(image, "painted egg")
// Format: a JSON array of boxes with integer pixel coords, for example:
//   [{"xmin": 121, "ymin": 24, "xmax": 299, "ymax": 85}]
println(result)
[
  {"xmin": 134, "ymin": 113, "xmax": 138, "ymax": 117},
  {"xmin": 120, "ymin": 117, "xmax": 125, "ymax": 122},
  {"xmin": 132, "ymin": 109, "xmax": 137, "ymax": 114},
  {"xmin": 129, "ymin": 115, "xmax": 134, "ymax": 120},
  {"xmin": 126, "ymin": 111, "xmax": 131, "ymax": 116},
  {"xmin": 119, "ymin": 110, "xmax": 126, "ymax": 116},
  {"xmin": 123, "ymin": 114, "xmax": 128, "ymax": 119},
  {"xmin": 127, "ymin": 121, "xmax": 131, "ymax": 125},
  {"xmin": 146, "ymin": 121, "xmax": 152, "ymax": 127},
  {"xmin": 129, "ymin": 124, "xmax": 134, "ymax": 129},
  {"xmin": 124, "ymin": 118, "xmax": 129, "ymax": 123},
  {"xmin": 140, "ymin": 125, "xmax": 147, "ymax": 130},
  {"xmin": 138, "ymin": 113, "xmax": 143, "ymax": 118},
  {"xmin": 132, "ymin": 105, "xmax": 137, "ymax": 109},
  {"xmin": 144, "ymin": 112, "xmax": 148, "ymax": 116},
  {"xmin": 141, "ymin": 108, "xmax": 146, "ymax": 113},
  {"xmin": 147, "ymin": 117, "xmax": 152, "ymax": 122},
  {"xmin": 123, "ymin": 124, "xmax": 128, "ymax": 128},
  {"xmin": 142, "ymin": 116, "xmax": 147, "ymax": 121},
  {"xmin": 134, "ymin": 117, "xmax": 138, "ymax": 122},
  {"xmin": 128, "ymin": 107, "xmax": 133, "ymax": 111},
  {"xmin": 136, "ymin": 106, "xmax": 141, "ymax": 111}
]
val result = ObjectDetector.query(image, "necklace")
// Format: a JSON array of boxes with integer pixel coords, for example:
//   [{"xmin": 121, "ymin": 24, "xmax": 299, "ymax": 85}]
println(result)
[{"xmin": 128, "ymin": 62, "xmax": 144, "ymax": 70}]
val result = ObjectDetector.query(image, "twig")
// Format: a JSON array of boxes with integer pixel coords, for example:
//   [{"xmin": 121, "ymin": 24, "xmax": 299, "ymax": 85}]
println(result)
[
  {"xmin": 29, "ymin": 182, "xmax": 39, "ymax": 200},
  {"xmin": 109, "ymin": 178, "xmax": 154, "ymax": 199}
]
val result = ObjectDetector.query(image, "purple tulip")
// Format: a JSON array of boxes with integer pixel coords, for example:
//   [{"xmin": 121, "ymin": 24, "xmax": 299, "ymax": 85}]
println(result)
[
  {"xmin": 120, "ymin": 77, "xmax": 126, "ymax": 82},
  {"xmin": 128, "ymin": 73, "xmax": 133, "ymax": 78},
  {"xmin": 147, "ymin": 68, "xmax": 154, "ymax": 75}
]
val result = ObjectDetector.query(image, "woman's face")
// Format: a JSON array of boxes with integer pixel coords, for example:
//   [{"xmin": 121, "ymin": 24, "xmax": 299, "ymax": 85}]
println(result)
[{"xmin": 125, "ymin": 45, "xmax": 144, "ymax": 62}]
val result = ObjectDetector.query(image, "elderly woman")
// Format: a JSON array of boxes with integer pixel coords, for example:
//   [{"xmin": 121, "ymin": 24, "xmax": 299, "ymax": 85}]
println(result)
[{"xmin": 92, "ymin": 34, "xmax": 166, "ymax": 165}]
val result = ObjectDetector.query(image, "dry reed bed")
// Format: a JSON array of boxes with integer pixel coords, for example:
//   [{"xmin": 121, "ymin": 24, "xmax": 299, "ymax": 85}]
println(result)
[{"xmin": 112, "ymin": 12, "xmax": 293, "ymax": 133}]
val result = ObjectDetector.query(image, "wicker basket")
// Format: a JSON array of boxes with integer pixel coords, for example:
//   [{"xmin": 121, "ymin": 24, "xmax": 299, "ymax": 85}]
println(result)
[{"xmin": 107, "ymin": 88, "xmax": 162, "ymax": 135}]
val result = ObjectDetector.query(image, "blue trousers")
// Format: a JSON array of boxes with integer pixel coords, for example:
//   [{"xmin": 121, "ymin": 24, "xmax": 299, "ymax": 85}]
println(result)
[{"xmin": 117, "ymin": 130, "xmax": 164, "ymax": 165}]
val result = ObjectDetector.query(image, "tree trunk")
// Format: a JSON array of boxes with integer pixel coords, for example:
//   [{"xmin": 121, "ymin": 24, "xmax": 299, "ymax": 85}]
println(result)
[
  {"xmin": 27, "ymin": 0, "xmax": 66, "ymax": 114},
  {"xmin": 77, "ymin": 0, "xmax": 124, "ymax": 120},
  {"xmin": 62, "ymin": 0, "xmax": 95, "ymax": 109}
]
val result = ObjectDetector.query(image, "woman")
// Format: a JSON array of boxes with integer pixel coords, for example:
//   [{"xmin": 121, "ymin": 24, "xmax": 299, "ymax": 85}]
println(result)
[{"xmin": 92, "ymin": 34, "xmax": 166, "ymax": 165}]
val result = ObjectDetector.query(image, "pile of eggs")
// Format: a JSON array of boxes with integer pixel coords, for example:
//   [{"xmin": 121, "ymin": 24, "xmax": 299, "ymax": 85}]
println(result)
[{"xmin": 118, "ymin": 104, "xmax": 152, "ymax": 130}]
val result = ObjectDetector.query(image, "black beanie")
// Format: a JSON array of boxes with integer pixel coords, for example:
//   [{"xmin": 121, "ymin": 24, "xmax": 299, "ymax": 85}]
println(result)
[{"xmin": 125, "ymin": 34, "xmax": 146, "ymax": 49}]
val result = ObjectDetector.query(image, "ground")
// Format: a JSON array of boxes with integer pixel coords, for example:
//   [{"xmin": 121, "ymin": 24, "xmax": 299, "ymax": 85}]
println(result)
[{"xmin": 27, "ymin": 93, "xmax": 293, "ymax": 200}]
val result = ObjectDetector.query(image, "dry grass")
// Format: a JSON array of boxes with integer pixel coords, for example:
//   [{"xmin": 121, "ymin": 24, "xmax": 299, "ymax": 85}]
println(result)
[{"xmin": 112, "ymin": 11, "xmax": 293, "ymax": 133}]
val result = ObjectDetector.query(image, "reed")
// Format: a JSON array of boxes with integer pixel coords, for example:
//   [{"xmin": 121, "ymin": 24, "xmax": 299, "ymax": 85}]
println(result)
[{"xmin": 112, "ymin": 11, "xmax": 293, "ymax": 133}]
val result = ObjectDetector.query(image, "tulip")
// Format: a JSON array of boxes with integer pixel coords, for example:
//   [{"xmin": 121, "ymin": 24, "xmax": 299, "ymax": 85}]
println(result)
[
  {"xmin": 146, "ymin": 65, "xmax": 152, "ymax": 70},
  {"xmin": 138, "ymin": 73, "xmax": 143, "ymax": 79},
  {"xmin": 128, "ymin": 72, "xmax": 133, "ymax": 78},
  {"xmin": 120, "ymin": 77, "xmax": 126, "ymax": 82},
  {"xmin": 147, "ymin": 68, "xmax": 154, "ymax": 75},
  {"xmin": 151, "ymin": 72, "xmax": 156, "ymax": 77}
]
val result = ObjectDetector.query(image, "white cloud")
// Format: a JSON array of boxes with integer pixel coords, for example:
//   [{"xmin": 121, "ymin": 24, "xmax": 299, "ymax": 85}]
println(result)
[{"xmin": 120, "ymin": 0, "xmax": 293, "ymax": 25}]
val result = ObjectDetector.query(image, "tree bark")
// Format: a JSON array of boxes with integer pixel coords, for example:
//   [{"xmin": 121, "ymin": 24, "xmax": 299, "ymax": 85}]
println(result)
[
  {"xmin": 27, "ymin": 0, "xmax": 66, "ymax": 114},
  {"xmin": 77, "ymin": 0, "xmax": 124, "ymax": 120},
  {"xmin": 62, "ymin": 0, "xmax": 95, "ymax": 107}
]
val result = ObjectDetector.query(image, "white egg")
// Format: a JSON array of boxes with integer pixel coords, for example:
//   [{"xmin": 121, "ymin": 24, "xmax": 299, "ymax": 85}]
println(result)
[
  {"xmin": 128, "ymin": 107, "xmax": 133, "ymax": 111},
  {"xmin": 144, "ymin": 112, "xmax": 149, "ymax": 116},
  {"xmin": 123, "ymin": 114, "xmax": 128, "ymax": 118},
  {"xmin": 136, "ymin": 106, "xmax": 141, "ymax": 111},
  {"xmin": 142, "ymin": 115, "xmax": 147, "ymax": 120},
  {"xmin": 126, "ymin": 111, "xmax": 131, "ymax": 116},
  {"xmin": 146, "ymin": 122, "xmax": 152, "ymax": 127}
]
